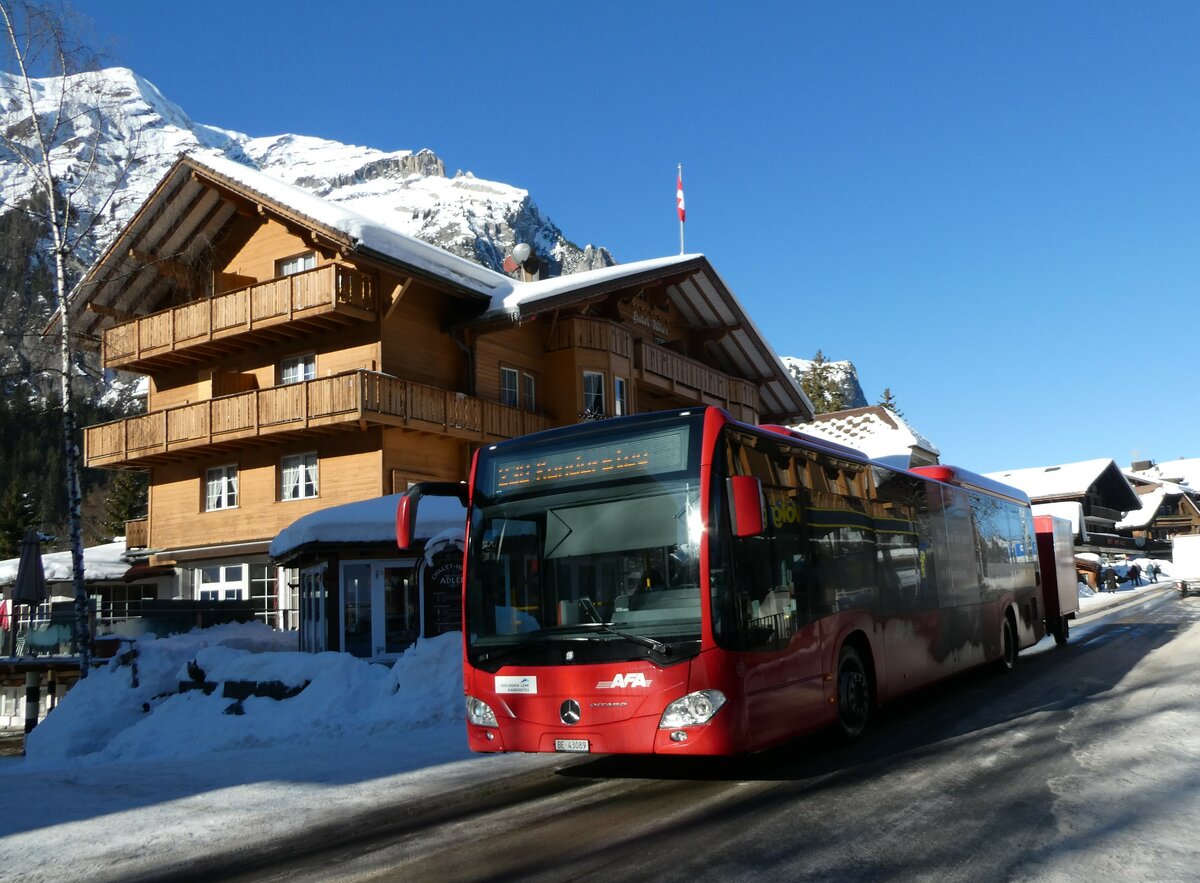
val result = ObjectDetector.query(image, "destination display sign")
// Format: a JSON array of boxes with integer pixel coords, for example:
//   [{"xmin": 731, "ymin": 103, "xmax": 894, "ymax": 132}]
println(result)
[{"xmin": 488, "ymin": 425, "xmax": 691, "ymax": 494}]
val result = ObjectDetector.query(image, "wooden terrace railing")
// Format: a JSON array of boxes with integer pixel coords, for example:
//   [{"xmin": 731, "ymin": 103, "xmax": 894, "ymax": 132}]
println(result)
[
  {"xmin": 84, "ymin": 370, "xmax": 550, "ymax": 467},
  {"xmin": 123, "ymin": 518, "xmax": 149, "ymax": 550},
  {"xmin": 101, "ymin": 264, "xmax": 377, "ymax": 369}
]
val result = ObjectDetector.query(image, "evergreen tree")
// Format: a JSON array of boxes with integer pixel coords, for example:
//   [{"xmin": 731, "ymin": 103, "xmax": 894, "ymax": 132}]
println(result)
[
  {"xmin": 102, "ymin": 469, "xmax": 147, "ymax": 538},
  {"xmin": 877, "ymin": 387, "xmax": 904, "ymax": 419},
  {"xmin": 0, "ymin": 481, "xmax": 36, "ymax": 557},
  {"xmin": 799, "ymin": 349, "xmax": 846, "ymax": 415}
]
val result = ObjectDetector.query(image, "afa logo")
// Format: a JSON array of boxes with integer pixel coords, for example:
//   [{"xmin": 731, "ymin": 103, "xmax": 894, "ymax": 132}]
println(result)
[{"xmin": 596, "ymin": 672, "xmax": 653, "ymax": 689}]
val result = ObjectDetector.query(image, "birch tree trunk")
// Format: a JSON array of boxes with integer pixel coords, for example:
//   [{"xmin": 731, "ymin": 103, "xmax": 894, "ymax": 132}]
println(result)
[{"xmin": 2, "ymin": 0, "xmax": 134, "ymax": 676}]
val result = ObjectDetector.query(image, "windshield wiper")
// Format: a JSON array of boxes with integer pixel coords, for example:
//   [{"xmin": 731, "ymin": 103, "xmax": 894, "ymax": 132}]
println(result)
[{"xmin": 577, "ymin": 598, "xmax": 672, "ymax": 656}]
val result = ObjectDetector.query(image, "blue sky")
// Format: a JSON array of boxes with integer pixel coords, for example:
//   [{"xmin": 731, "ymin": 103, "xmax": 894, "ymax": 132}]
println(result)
[{"xmin": 71, "ymin": 1, "xmax": 1200, "ymax": 474}]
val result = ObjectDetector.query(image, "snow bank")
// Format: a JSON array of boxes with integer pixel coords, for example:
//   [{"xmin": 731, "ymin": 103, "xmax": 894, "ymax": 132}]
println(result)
[{"xmin": 22, "ymin": 623, "xmax": 464, "ymax": 768}]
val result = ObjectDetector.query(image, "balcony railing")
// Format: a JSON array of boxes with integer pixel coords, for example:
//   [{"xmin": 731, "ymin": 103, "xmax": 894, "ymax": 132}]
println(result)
[
  {"xmin": 101, "ymin": 264, "xmax": 377, "ymax": 370},
  {"xmin": 124, "ymin": 518, "xmax": 149, "ymax": 550},
  {"xmin": 545, "ymin": 316, "xmax": 633, "ymax": 359},
  {"xmin": 85, "ymin": 370, "xmax": 549, "ymax": 467},
  {"xmin": 634, "ymin": 338, "xmax": 757, "ymax": 408},
  {"xmin": 545, "ymin": 317, "xmax": 759, "ymax": 415}
]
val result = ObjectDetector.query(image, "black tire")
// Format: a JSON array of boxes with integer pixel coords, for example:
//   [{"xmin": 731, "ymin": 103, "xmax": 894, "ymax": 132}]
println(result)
[
  {"xmin": 996, "ymin": 614, "xmax": 1017, "ymax": 672},
  {"xmin": 836, "ymin": 644, "xmax": 871, "ymax": 741},
  {"xmin": 1053, "ymin": 616, "xmax": 1069, "ymax": 647}
]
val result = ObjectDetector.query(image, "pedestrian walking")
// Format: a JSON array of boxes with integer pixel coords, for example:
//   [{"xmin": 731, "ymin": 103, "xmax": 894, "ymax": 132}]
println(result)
[{"xmin": 1129, "ymin": 563, "xmax": 1141, "ymax": 587}]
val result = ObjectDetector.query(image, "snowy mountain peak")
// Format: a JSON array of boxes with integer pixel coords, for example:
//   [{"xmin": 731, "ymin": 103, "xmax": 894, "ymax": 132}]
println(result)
[{"xmin": 0, "ymin": 66, "xmax": 615, "ymax": 275}]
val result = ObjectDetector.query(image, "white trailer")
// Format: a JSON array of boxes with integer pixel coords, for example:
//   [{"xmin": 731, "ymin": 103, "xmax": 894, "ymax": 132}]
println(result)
[{"xmin": 1173, "ymin": 534, "xmax": 1200, "ymax": 597}]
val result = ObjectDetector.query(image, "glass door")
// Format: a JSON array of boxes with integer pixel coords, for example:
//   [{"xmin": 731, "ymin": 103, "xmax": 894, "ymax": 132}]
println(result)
[
  {"xmin": 299, "ymin": 564, "xmax": 326, "ymax": 653},
  {"xmin": 375, "ymin": 564, "xmax": 419, "ymax": 658},
  {"xmin": 341, "ymin": 563, "xmax": 372, "ymax": 657}
]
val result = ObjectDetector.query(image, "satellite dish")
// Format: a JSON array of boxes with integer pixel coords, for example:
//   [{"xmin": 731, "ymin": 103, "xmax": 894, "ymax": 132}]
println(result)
[{"xmin": 512, "ymin": 243, "xmax": 531, "ymax": 263}]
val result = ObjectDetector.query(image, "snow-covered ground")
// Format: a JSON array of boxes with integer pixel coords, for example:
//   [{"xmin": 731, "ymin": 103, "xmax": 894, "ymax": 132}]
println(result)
[{"xmin": 0, "ymin": 575, "xmax": 1178, "ymax": 882}]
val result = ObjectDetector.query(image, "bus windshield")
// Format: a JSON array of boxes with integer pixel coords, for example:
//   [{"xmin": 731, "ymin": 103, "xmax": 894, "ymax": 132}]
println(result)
[{"xmin": 466, "ymin": 415, "xmax": 704, "ymax": 669}]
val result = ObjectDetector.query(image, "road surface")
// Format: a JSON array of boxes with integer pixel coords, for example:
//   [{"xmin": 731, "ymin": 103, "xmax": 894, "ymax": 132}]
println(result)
[{"xmin": 168, "ymin": 586, "xmax": 1200, "ymax": 883}]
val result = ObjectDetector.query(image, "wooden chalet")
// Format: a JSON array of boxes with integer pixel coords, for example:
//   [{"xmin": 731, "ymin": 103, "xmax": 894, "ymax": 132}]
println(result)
[
  {"xmin": 985, "ymin": 459, "xmax": 1144, "ymax": 555},
  {"xmin": 1117, "ymin": 475, "xmax": 1200, "ymax": 548},
  {"xmin": 77, "ymin": 154, "xmax": 812, "ymax": 658}
]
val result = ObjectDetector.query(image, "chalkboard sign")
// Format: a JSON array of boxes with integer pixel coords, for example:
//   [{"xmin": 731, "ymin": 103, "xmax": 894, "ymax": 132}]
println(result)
[{"xmin": 423, "ymin": 548, "xmax": 463, "ymax": 637}]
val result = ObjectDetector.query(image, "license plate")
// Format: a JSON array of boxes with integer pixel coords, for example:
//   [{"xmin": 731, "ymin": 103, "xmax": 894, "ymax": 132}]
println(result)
[{"xmin": 554, "ymin": 739, "xmax": 590, "ymax": 753}]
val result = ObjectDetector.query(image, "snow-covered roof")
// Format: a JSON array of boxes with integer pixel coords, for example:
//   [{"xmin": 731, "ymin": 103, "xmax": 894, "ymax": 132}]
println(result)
[
  {"xmin": 481, "ymin": 253, "xmax": 813, "ymax": 421},
  {"xmin": 1128, "ymin": 457, "xmax": 1200, "ymax": 490},
  {"xmin": 270, "ymin": 494, "xmax": 466, "ymax": 560},
  {"xmin": 0, "ymin": 540, "xmax": 129, "ymax": 588},
  {"xmin": 985, "ymin": 458, "xmax": 1140, "ymax": 506},
  {"xmin": 796, "ymin": 406, "xmax": 939, "ymax": 470},
  {"xmin": 1117, "ymin": 487, "xmax": 1165, "ymax": 530},
  {"xmin": 189, "ymin": 153, "xmax": 514, "ymax": 298},
  {"xmin": 1032, "ymin": 501, "xmax": 1086, "ymax": 536}
]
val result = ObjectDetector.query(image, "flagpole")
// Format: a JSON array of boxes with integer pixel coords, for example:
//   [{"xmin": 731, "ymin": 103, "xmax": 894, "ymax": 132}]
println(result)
[{"xmin": 677, "ymin": 163, "xmax": 685, "ymax": 255}]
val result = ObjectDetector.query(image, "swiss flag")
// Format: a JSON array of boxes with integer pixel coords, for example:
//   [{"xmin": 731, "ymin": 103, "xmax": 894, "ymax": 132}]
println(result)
[{"xmin": 676, "ymin": 170, "xmax": 686, "ymax": 223}]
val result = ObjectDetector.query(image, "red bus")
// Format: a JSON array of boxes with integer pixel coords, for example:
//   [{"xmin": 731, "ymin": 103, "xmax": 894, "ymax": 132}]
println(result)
[{"xmin": 397, "ymin": 407, "xmax": 1045, "ymax": 756}]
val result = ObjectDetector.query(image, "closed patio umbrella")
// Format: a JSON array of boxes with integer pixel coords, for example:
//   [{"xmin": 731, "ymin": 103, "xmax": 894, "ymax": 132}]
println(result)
[
  {"xmin": 10, "ymin": 530, "xmax": 46, "ymax": 656},
  {"xmin": 12, "ymin": 530, "xmax": 46, "ymax": 607}
]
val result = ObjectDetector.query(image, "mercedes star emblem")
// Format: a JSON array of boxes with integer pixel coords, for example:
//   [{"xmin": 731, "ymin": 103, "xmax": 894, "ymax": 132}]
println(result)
[{"xmin": 560, "ymin": 699, "xmax": 581, "ymax": 725}]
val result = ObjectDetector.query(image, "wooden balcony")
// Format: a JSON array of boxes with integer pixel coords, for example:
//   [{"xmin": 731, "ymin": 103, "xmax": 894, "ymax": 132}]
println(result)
[
  {"xmin": 101, "ymin": 265, "xmax": 378, "ymax": 372},
  {"xmin": 85, "ymin": 370, "xmax": 550, "ymax": 468},
  {"xmin": 634, "ymin": 339, "xmax": 758, "ymax": 413},
  {"xmin": 545, "ymin": 316, "xmax": 633, "ymax": 359},
  {"xmin": 124, "ymin": 518, "xmax": 149, "ymax": 550},
  {"xmin": 546, "ymin": 316, "xmax": 760, "ymax": 419}
]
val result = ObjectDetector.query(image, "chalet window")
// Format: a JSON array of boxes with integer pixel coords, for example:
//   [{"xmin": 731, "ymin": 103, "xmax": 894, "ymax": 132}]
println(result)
[
  {"xmin": 614, "ymin": 376, "xmax": 628, "ymax": 416},
  {"xmin": 500, "ymin": 367, "xmax": 519, "ymax": 407},
  {"xmin": 522, "ymin": 372, "xmax": 536, "ymax": 411},
  {"xmin": 281, "ymin": 452, "xmax": 319, "ymax": 501},
  {"xmin": 583, "ymin": 371, "xmax": 605, "ymax": 416},
  {"xmin": 197, "ymin": 563, "xmax": 246, "ymax": 601},
  {"xmin": 204, "ymin": 465, "xmax": 239, "ymax": 511},
  {"xmin": 277, "ymin": 252, "xmax": 316, "ymax": 276},
  {"xmin": 280, "ymin": 354, "xmax": 316, "ymax": 385}
]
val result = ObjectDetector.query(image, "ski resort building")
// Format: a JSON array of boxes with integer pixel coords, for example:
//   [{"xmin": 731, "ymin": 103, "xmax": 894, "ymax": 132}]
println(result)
[{"xmin": 76, "ymin": 154, "xmax": 812, "ymax": 659}]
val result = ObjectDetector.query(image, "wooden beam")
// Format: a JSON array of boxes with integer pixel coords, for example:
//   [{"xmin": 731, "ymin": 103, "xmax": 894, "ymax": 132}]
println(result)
[
  {"xmin": 690, "ymin": 325, "xmax": 741, "ymax": 346},
  {"xmin": 128, "ymin": 248, "xmax": 193, "ymax": 288},
  {"xmin": 85, "ymin": 302, "xmax": 137, "ymax": 321},
  {"xmin": 384, "ymin": 277, "xmax": 413, "ymax": 320}
]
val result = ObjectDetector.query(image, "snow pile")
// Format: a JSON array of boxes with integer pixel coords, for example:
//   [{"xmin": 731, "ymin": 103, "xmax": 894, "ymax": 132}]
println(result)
[{"xmin": 22, "ymin": 623, "xmax": 464, "ymax": 768}]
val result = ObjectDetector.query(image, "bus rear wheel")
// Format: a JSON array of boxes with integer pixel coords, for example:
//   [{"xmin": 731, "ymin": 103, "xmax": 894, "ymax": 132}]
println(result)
[
  {"xmin": 997, "ymin": 614, "xmax": 1017, "ymax": 672},
  {"xmin": 836, "ymin": 644, "xmax": 871, "ymax": 741}
]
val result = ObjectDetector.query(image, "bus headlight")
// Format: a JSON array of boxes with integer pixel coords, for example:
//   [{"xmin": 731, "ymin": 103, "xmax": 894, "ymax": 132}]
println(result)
[
  {"xmin": 465, "ymin": 696, "xmax": 499, "ymax": 728},
  {"xmin": 658, "ymin": 690, "xmax": 726, "ymax": 728}
]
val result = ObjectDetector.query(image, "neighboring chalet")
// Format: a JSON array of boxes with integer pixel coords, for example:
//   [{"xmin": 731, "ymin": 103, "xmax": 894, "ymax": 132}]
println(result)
[
  {"xmin": 984, "ymin": 459, "xmax": 1145, "ymax": 555},
  {"xmin": 77, "ymin": 153, "xmax": 812, "ymax": 659},
  {"xmin": 796, "ymin": 406, "xmax": 940, "ymax": 469},
  {"xmin": 1119, "ymin": 461, "xmax": 1200, "ymax": 544}
]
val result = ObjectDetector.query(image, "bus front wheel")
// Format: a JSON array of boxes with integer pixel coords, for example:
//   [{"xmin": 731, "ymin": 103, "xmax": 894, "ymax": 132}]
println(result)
[{"xmin": 836, "ymin": 644, "xmax": 871, "ymax": 741}]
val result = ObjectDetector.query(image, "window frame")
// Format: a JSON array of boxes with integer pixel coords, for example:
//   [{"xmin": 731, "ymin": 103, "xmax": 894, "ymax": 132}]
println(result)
[
  {"xmin": 614, "ymin": 376, "xmax": 629, "ymax": 416},
  {"xmin": 204, "ymin": 464, "xmax": 239, "ymax": 512},
  {"xmin": 500, "ymin": 366, "xmax": 519, "ymax": 407},
  {"xmin": 280, "ymin": 451, "xmax": 320, "ymax": 502},
  {"xmin": 276, "ymin": 251, "xmax": 317, "ymax": 277},
  {"xmin": 583, "ymin": 370, "xmax": 606, "ymax": 416},
  {"xmin": 522, "ymin": 371, "xmax": 537, "ymax": 412},
  {"xmin": 279, "ymin": 353, "xmax": 316, "ymax": 386},
  {"xmin": 196, "ymin": 563, "xmax": 247, "ymax": 601}
]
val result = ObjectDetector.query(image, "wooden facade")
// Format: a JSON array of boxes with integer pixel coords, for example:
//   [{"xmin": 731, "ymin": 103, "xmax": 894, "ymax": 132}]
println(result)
[{"xmin": 77, "ymin": 155, "xmax": 811, "ymax": 651}]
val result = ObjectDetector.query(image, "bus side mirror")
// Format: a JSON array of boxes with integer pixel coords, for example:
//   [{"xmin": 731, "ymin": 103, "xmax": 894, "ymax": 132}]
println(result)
[
  {"xmin": 727, "ymin": 476, "xmax": 766, "ymax": 538},
  {"xmin": 396, "ymin": 481, "xmax": 468, "ymax": 549}
]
